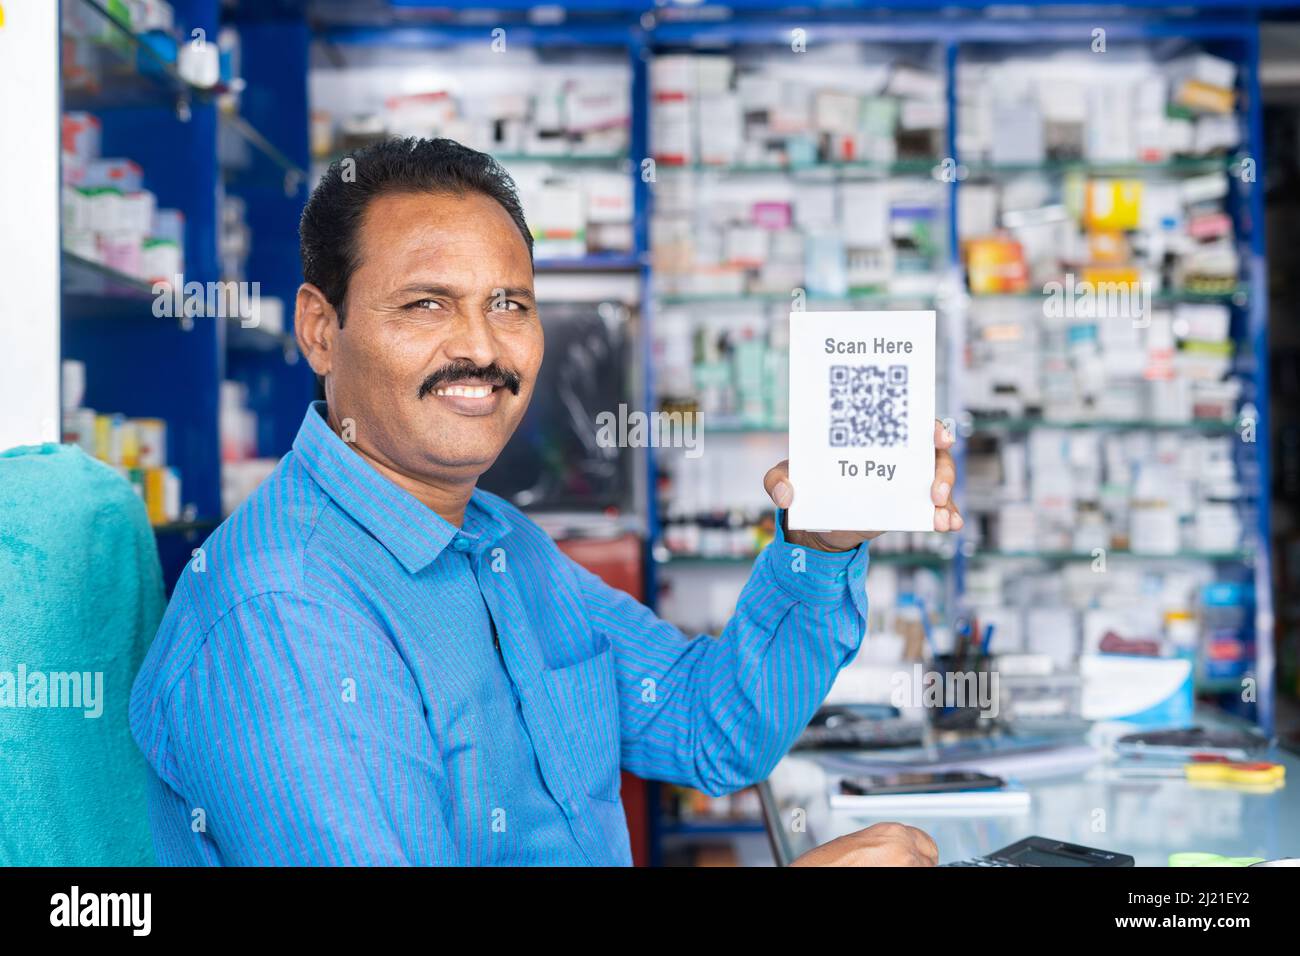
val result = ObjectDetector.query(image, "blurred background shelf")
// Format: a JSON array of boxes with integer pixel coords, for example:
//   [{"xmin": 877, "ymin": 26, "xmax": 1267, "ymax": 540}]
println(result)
[
  {"xmin": 657, "ymin": 291, "xmax": 940, "ymax": 306},
  {"xmin": 968, "ymin": 549, "xmax": 1254, "ymax": 563},
  {"xmin": 535, "ymin": 253, "xmax": 642, "ymax": 272},
  {"xmin": 61, "ymin": 250, "xmax": 157, "ymax": 301},
  {"xmin": 967, "ymin": 288, "xmax": 1248, "ymax": 305},
  {"xmin": 220, "ymin": 111, "xmax": 308, "ymax": 180},
  {"xmin": 962, "ymin": 155, "xmax": 1246, "ymax": 177},
  {"xmin": 67, "ymin": 0, "xmax": 306, "ymax": 179},
  {"xmin": 663, "ymin": 157, "xmax": 946, "ymax": 176},
  {"xmin": 967, "ymin": 415, "xmax": 1245, "ymax": 434},
  {"xmin": 224, "ymin": 318, "xmax": 298, "ymax": 354}
]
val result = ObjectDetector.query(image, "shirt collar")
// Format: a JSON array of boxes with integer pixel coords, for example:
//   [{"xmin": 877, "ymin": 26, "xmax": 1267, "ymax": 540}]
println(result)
[{"xmin": 292, "ymin": 401, "xmax": 511, "ymax": 574}]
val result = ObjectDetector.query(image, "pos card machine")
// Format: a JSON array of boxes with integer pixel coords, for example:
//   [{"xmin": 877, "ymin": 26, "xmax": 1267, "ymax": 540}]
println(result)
[{"xmin": 945, "ymin": 836, "xmax": 1135, "ymax": 867}]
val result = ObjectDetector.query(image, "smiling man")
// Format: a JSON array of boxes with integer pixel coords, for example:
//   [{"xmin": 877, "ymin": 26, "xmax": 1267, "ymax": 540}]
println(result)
[{"xmin": 129, "ymin": 137, "xmax": 962, "ymax": 867}]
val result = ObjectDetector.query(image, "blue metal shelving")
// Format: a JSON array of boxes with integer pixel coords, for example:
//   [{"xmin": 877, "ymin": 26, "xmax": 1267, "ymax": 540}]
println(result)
[
  {"xmin": 59, "ymin": 0, "xmax": 311, "ymax": 588},
  {"xmin": 220, "ymin": 17, "xmax": 315, "ymax": 464}
]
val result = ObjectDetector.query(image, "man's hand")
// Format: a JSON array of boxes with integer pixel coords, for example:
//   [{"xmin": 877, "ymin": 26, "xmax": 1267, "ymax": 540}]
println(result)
[
  {"xmin": 790, "ymin": 822, "xmax": 940, "ymax": 867},
  {"xmin": 764, "ymin": 419, "xmax": 962, "ymax": 552}
]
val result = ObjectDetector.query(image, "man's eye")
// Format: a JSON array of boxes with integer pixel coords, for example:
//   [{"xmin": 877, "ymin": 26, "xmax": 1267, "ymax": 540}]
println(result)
[
  {"xmin": 409, "ymin": 299, "xmax": 442, "ymax": 310},
  {"xmin": 492, "ymin": 300, "xmax": 524, "ymax": 312}
]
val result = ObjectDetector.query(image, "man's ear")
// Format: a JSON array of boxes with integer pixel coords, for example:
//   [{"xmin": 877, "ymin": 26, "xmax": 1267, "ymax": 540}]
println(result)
[{"xmin": 295, "ymin": 283, "xmax": 339, "ymax": 377}]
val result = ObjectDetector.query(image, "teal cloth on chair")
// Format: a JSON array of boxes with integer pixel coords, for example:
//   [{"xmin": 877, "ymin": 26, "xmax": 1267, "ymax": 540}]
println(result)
[{"xmin": 0, "ymin": 443, "xmax": 164, "ymax": 865}]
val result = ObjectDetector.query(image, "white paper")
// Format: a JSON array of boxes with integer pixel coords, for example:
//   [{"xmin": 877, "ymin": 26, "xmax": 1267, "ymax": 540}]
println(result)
[{"xmin": 788, "ymin": 311, "xmax": 936, "ymax": 532}]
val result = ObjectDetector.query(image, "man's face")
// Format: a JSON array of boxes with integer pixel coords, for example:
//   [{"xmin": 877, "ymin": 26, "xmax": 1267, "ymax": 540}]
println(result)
[{"xmin": 320, "ymin": 190, "xmax": 542, "ymax": 484}]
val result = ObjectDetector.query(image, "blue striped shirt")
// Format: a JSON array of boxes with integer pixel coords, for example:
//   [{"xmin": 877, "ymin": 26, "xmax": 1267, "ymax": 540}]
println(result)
[{"xmin": 129, "ymin": 401, "xmax": 870, "ymax": 865}]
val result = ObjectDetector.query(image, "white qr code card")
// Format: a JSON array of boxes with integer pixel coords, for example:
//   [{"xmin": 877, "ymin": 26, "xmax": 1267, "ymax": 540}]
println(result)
[{"xmin": 787, "ymin": 311, "xmax": 936, "ymax": 533}]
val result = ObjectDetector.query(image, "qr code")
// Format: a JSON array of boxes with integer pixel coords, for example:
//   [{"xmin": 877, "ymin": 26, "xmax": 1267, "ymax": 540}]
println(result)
[{"xmin": 829, "ymin": 364, "xmax": 909, "ymax": 447}]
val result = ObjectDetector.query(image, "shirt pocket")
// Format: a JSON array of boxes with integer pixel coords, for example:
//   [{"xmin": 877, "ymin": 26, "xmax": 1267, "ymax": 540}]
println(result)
[{"xmin": 540, "ymin": 646, "xmax": 622, "ymax": 804}]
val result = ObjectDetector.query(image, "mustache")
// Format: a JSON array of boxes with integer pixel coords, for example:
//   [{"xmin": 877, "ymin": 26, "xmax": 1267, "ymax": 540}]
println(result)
[{"xmin": 417, "ymin": 361, "xmax": 523, "ymax": 400}]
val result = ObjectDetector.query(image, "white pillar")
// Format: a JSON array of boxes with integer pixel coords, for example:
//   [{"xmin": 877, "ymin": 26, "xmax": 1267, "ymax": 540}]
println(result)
[{"xmin": 0, "ymin": 1, "xmax": 61, "ymax": 450}]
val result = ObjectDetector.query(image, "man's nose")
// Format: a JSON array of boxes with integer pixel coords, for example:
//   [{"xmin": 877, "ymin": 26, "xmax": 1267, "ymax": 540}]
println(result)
[{"xmin": 442, "ymin": 310, "xmax": 499, "ymax": 370}]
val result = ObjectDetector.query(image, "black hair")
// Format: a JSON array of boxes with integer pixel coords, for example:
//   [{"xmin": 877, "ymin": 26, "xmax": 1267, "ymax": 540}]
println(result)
[{"xmin": 299, "ymin": 137, "xmax": 534, "ymax": 326}]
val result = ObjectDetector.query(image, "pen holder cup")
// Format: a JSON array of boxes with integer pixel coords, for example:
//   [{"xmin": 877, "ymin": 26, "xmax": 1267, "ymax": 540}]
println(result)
[{"xmin": 927, "ymin": 653, "xmax": 997, "ymax": 732}]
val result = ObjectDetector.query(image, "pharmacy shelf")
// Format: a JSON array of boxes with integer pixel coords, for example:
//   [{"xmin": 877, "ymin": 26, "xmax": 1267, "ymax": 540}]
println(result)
[
  {"xmin": 61, "ymin": 0, "xmax": 225, "ymax": 544},
  {"xmin": 224, "ymin": 318, "xmax": 297, "ymax": 355},
  {"xmin": 67, "ymin": 0, "xmax": 306, "ymax": 180},
  {"xmin": 657, "ymin": 292, "xmax": 940, "ymax": 307},
  {"xmin": 962, "ymin": 155, "xmax": 1245, "ymax": 177},
  {"xmin": 505, "ymin": 152, "xmax": 628, "ymax": 164},
  {"xmin": 535, "ymin": 254, "xmax": 642, "ymax": 272},
  {"xmin": 663, "ymin": 158, "xmax": 946, "ymax": 177},
  {"xmin": 967, "ymin": 416, "xmax": 1244, "ymax": 434},
  {"xmin": 320, "ymin": 22, "xmax": 640, "ymax": 50},
  {"xmin": 58, "ymin": 1, "xmax": 314, "ymax": 590},
  {"xmin": 640, "ymin": 7, "xmax": 1271, "ymax": 863},
  {"xmin": 640, "ymin": 12, "xmax": 1271, "ymax": 857},
  {"xmin": 695, "ymin": 423, "xmax": 786, "ymax": 434},
  {"xmin": 968, "ymin": 549, "xmax": 1254, "ymax": 563},
  {"xmin": 951, "ymin": 24, "xmax": 1272, "ymax": 742},
  {"xmin": 64, "ymin": 0, "xmax": 202, "ymax": 111},
  {"xmin": 967, "ymin": 288, "xmax": 1249, "ymax": 306},
  {"xmin": 221, "ymin": 17, "xmax": 316, "ymax": 475},
  {"xmin": 61, "ymin": 251, "xmax": 157, "ymax": 302},
  {"xmin": 219, "ymin": 111, "xmax": 307, "ymax": 180},
  {"xmin": 493, "ymin": 153, "xmax": 631, "ymax": 167},
  {"xmin": 649, "ymin": 15, "xmax": 1258, "ymax": 46},
  {"xmin": 317, "ymin": 150, "xmax": 628, "ymax": 169}
]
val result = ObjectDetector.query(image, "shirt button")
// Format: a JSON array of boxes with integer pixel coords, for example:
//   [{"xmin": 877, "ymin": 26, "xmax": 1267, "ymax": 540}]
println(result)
[
  {"xmin": 453, "ymin": 537, "xmax": 470, "ymax": 552},
  {"xmin": 834, "ymin": 570, "xmax": 847, "ymax": 581}
]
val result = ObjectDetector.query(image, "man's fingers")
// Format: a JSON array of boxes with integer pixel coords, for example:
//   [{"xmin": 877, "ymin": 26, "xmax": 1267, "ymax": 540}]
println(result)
[
  {"xmin": 935, "ymin": 498, "xmax": 964, "ymax": 532},
  {"xmin": 764, "ymin": 460, "xmax": 793, "ymax": 509},
  {"xmin": 906, "ymin": 826, "xmax": 940, "ymax": 864},
  {"xmin": 931, "ymin": 421, "xmax": 963, "ymax": 532},
  {"xmin": 947, "ymin": 498, "xmax": 965, "ymax": 532},
  {"xmin": 931, "ymin": 446, "xmax": 956, "ymax": 506}
]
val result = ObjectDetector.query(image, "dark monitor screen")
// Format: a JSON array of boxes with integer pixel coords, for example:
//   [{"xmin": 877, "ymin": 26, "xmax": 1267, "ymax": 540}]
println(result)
[{"xmin": 479, "ymin": 301, "xmax": 634, "ymax": 514}]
